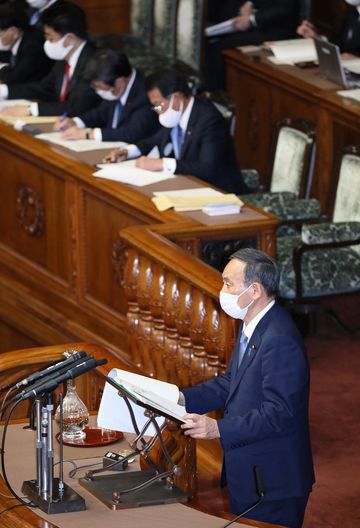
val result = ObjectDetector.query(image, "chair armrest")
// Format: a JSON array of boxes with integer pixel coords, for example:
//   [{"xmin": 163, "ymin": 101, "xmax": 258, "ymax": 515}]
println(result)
[
  {"xmin": 240, "ymin": 170, "xmax": 261, "ymax": 192},
  {"xmin": 241, "ymin": 190, "xmax": 297, "ymax": 208},
  {"xmin": 264, "ymin": 198, "xmax": 320, "ymax": 221},
  {"xmin": 301, "ymin": 221, "xmax": 360, "ymax": 245}
]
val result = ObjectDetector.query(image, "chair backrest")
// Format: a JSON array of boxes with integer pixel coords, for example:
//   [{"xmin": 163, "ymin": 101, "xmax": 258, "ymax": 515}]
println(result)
[
  {"xmin": 269, "ymin": 118, "xmax": 316, "ymax": 198},
  {"xmin": 198, "ymin": 89, "xmax": 236, "ymax": 135},
  {"xmin": 175, "ymin": 0, "xmax": 206, "ymax": 74},
  {"xmin": 152, "ymin": 0, "xmax": 178, "ymax": 59},
  {"xmin": 332, "ymin": 146, "xmax": 360, "ymax": 223},
  {"xmin": 130, "ymin": 0, "xmax": 154, "ymax": 46}
]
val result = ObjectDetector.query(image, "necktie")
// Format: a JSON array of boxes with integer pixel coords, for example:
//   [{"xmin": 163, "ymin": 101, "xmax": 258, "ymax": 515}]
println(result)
[
  {"xmin": 171, "ymin": 125, "xmax": 184, "ymax": 159},
  {"xmin": 238, "ymin": 331, "xmax": 249, "ymax": 369},
  {"xmin": 60, "ymin": 63, "xmax": 70, "ymax": 102},
  {"xmin": 111, "ymin": 100, "xmax": 123, "ymax": 128},
  {"xmin": 29, "ymin": 11, "xmax": 40, "ymax": 26},
  {"xmin": 10, "ymin": 53, "xmax": 16, "ymax": 68}
]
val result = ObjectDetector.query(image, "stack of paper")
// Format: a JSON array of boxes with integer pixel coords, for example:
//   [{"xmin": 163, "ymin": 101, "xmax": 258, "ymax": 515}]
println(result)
[
  {"xmin": 37, "ymin": 131, "xmax": 126, "ymax": 152},
  {"xmin": 267, "ymin": 38, "xmax": 317, "ymax": 65},
  {"xmin": 0, "ymin": 99, "xmax": 32, "ymax": 113},
  {"xmin": 152, "ymin": 187, "xmax": 244, "ymax": 212},
  {"xmin": 336, "ymin": 89, "xmax": 360, "ymax": 102},
  {"xmin": 342, "ymin": 58, "xmax": 360, "ymax": 74},
  {"xmin": 94, "ymin": 160, "xmax": 175, "ymax": 186},
  {"xmin": 202, "ymin": 202, "xmax": 242, "ymax": 216}
]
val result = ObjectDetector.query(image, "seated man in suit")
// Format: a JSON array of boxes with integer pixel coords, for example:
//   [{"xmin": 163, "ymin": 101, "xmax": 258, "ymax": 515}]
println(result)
[
  {"xmin": 54, "ymin": 49, "xmax": 160, "ymax": 143},
  {"xmin": 0, "ymin": 1, "xmax": 100, "ymax": 117},
  {"xmin": 105, "ymin": 69, "xmax": 249, "ymax": 194},
  {"xmin": 297, "ymin": 0, "xmax": 360, "ymax": 56},
  {"xmin": 0, "ymin": 3, "xmax": 53, "ymax": 84},
  {"xmin": 206, "ymin": 0, "xmax": 299, "ymax": 89},
  {"xmin": 180, "ymin": 248, "xmax": 315, "ymax": 528}
]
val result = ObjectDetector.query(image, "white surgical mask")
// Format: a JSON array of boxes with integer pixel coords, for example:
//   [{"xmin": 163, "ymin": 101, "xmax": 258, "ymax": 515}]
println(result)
[
  {"xmin": 344, "ymin": 0, "xmax": 360, "ymax": 5},
  {"xmin": 43, "ymin": 34, "xmax": 74, "ymax": 61},
  {"xmin": 219, "ymin": 285, "xmax": 254, "ymax": 320},
  {"xmin": 26, "ymin": 0, "xmax": 48, "ymax": 8},
  {"xmin": 95, "ymin": 88, "xmax": 119, "ymax": 101},
  {"xmin": 158, "ymin": 95, "xmax": 184, "ymax": 128}
]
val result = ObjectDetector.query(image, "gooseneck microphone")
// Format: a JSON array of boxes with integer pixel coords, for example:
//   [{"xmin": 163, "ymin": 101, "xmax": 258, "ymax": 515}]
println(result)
[
  {"xmin": 15, "ymin": 350, "xmax": 87, "ymax": 388},
  {"xmin": 220, "ymin": 465, "xmax": 266, "ymax": 528},
  {"xmin": 19, "ymin": 357, "xmax": 108, "ymax": 400}
]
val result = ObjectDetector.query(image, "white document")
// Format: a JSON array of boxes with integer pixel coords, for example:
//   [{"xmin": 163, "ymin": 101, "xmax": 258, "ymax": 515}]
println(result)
[
  {"xmin": 268, "ymin": 38, "xmax": 317, "ymax": 64},
  {"xmin": 205, "ymin": 18, "xmax": 235, "ymax": 37},
  {"xmin": 342, "ymin": 58, "xmax": 360, "ymax": 74},
  {"xmin": 336, "ymin": 88, "xmax": 360, "ymax": 102},
  {"xmin": 0, "ymin": 99, "xmax": 32, "ymax": 111},
  {"xmin": 97, "ymin": 368, "xmax": 186, "ymax": 435},
  {"xmin": 36, "ymin": 131, "xmax": 127, "ymax": 152},
  {"xmin": 94, "ymin": 160, "xmax": 175, "ymax": 186},
  {"xmin": 202, "ymin": 202, "xmax": 242, "ymax": 216}
]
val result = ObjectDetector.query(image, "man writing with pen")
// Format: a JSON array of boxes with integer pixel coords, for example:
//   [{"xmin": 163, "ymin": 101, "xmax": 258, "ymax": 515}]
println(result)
[
  {"xmin": 0, "ymin": 2, "xmax": 100, "ymax": 118},
  {"xmin": 104, "ymin": 69, "xmax": 249, "ymax": 194}
]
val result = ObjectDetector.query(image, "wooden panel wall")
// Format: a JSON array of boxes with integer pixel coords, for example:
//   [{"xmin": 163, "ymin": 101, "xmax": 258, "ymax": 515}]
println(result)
[{"xmin": 73, "ymin": 0, "xmax": 130, "ymax": 35}]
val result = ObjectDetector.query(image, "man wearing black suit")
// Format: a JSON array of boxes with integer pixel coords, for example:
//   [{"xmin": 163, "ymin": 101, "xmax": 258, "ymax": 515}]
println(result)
[
  {"xmin": 0, "ymin": 4, "xmax": 52, "ymax": 84},
  {"xmin": 206, "ymin": 0, "xmax": 299, "ymax": 89},
  {"xmin": 298, "ymin": 0, "xmax": 360, "ymax": 55},
  {"xmin": 180, "ymin": 248, "xmax": 314, "ymax": 528},
  {"xmin": 0, "ymin": 2, "xmax": 100, "ymax": 117},
  {"xmin": 55, "ymin": 49, "xmax": 159, "ymax": 143},
  {"xmin": 106, "ymin": 69, "xmax": 249, "ymax": 194}
]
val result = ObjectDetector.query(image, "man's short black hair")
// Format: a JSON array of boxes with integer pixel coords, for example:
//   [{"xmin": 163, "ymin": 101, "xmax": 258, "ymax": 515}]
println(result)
[
  {"xmin": 84, "ymin": 49, "xmax": 132, "ymax": 85},
  {"xmin": 41, "ymin": 1, "xmax": 88, "ymax": 40},
  {"xmin": 230, "ymin": 248, "xmax": 280, "ymax": 297},
  {"xmin": 145, "ymin": 69, "xmax": 191, "ymax": 98},
  {"xmin": 0, "ymin": 4, "xmax": 28, "ymax": 31}
]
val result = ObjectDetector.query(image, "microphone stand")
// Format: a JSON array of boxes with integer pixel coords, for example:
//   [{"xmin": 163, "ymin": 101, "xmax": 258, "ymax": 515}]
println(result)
[{"xmin": 21, "ymin": 389, "xmax": 86, "ymax": 514}]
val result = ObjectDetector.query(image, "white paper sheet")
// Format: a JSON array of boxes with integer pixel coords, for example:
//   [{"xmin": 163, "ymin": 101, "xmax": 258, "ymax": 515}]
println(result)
[
  {"xmin": 336, "ymin": 88, "xmax": 360, "ymax": 102},
  {"xmin": 342, "ymin": 58, "xmax": 360, "ymax": 74},
  {"xmin": 268, "ymin": 38, "xmax": 317, "ymax": 64},
  {"xmin": 97, "ymin": 368, "xmax": 184, "ymax": 435},
  {"xmin": 0, "ymin": 99, "xmax": 32, "ymax": 111},
  {"xmin": 205, "ymin": 18, "xmax": 235, "ymax": 37},
  {"xmin": 36, "ymin": 131, "xmax": 126, "ymax": 152},
  {"xmin": 93, "ymin": 160, "xmax": 175, "ymax": 186}
]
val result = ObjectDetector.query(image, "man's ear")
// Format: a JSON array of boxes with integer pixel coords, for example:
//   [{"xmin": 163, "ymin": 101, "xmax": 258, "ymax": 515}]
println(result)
[
  {"xmin": 63, "ymin": 33, "xmax": 76, "ymax": 47},
  {"xmin": 252, "ymin": 282, "xmax": 263, "ymax": 299}
]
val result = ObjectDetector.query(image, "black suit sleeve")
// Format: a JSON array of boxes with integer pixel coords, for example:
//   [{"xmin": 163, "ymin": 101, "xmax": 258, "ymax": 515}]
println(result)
[
  {"xmin": 254, "ymin": 0, "xmax": 298, "ymax": 29},
  {"xmin": 100, "ymin": 105, "xmax": 159, "ymax": 143}
]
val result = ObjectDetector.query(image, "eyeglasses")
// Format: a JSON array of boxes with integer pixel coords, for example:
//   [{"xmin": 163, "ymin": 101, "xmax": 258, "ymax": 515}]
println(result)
[{"xmin": 152, "ymin": 101, "xmax": 166, "ymax": 114}]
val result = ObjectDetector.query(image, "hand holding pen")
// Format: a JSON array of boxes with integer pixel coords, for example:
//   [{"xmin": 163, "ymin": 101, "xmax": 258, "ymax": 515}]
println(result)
[
  {"xmin": 54, "ymin": 112, "xmax": 73, "ymax": 132},
  {"xmin": 102, "ymin": 148, "xmax": 128, "ymax": 164}
]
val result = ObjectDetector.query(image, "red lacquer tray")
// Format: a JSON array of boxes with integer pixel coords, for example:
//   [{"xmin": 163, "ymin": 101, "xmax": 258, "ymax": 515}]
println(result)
[{"xmin": 56, "ymin": 426, "xmax": 123, "ymax": 447}]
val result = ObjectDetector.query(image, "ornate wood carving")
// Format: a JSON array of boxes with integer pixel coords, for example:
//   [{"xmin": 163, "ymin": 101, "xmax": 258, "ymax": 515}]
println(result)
[
  {"xmin": 111, "ymin": 236, "xmax": 128, "ymax": 288},
  {"xmin": 122, "ymin": 248, "xmax": 140, "ymax": 368},
  {"xmin": 176, "ymin": 281, "xmax": 193, "ymax": 388},
  {"xmin": 16, "ymin": 185, "xmax": 44, "ymax": 238},
  {"xmin": 136, "ymin": 256, "xmax": 154, "ymax": 376},
  {"xmin": 149, "ymin": 262, "xmax": 167, "ymax": 380},
  {"xmin": 163, "ymin": 272, "xmax": 180, "ymax": 384}
]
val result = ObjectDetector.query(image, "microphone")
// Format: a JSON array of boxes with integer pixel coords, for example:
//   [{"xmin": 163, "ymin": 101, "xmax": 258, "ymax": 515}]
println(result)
[
  {"xmin": 14, "ymin": 351, "xmax": 88, "ymax": 389},
  {"xmin": 19, "ymin": 357, "xmax": 108, "ymax": 400},
  {"xmin": 220, "ymin": 465, "xmax": 265, "ymax": 528}
]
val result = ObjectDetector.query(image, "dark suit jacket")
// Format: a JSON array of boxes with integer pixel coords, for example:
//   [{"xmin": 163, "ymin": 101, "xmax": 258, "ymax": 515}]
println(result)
[
  {"xmin": 8, "ymin": 42, "xmax": 100, "ymax": 116},
  {"xmin": 135, "ymin": 98, "xmax": 248, "ymax": 194},
  {"xmin": 207, "ymin": 0, "xmax": 299, "ymax": 40},
  {"xmin": 335, "ymin": 7, "xmax": 360, "ymax": 55},
  {"xmin": 183, "ymin": 302, "xmax": 315, "ymax": 504},
  {"xmin": 78, "ymin": 71, "xmax": 160, "ymax": 142},
  {"xmin": 0, "ymin": 28, "xmax": 53, "ymax": 85}
]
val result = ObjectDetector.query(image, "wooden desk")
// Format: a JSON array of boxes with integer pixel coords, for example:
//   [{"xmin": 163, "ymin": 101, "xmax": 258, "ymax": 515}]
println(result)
[
  {"xmin": 0, "ymin": 120, "xmax": 278, "ymax": 375},
  {"xmin": 224, "ymin": 49, "xmax": 360, "ymax": 214}
]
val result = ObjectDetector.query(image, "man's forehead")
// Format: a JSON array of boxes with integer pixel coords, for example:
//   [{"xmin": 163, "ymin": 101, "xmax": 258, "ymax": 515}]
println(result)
[{"xmin": 222, "ymin": 258, "xmax": 245, "ymax": 280}]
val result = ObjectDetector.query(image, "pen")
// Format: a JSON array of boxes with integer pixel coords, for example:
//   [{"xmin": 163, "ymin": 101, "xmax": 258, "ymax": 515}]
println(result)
[{"xmin": 58, "ymin": 112, "xmax": 68, "ymax": 132}]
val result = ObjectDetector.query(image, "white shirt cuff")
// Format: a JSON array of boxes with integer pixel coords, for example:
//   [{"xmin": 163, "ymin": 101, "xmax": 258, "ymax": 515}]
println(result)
[
  {"xmin": 126, "ymin": 144, "xmax": 142, "ymax": 159},
  {"xmin": 162, "ymin": 157, "xmax": 177, "ymax": 174},
  {"xmin": 0, "ymin": 84, "xmax": 9, "ymax": 100},
  {"xmin": 73, "ymin": 117, "xmax": 85, "ymax": 128},
  {"xmin": 249, "ymin": 14, "xmax": 257, "ymax": 27},
  {"xmin": 93, "ymin": 128, "xmax": 102, "ymax": 141},
  {"xmin": 30, "ymin": 102, "xmax": 39, "ymax": 116}
]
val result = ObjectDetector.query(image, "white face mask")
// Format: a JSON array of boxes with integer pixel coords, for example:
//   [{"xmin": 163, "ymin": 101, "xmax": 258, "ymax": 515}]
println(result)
[
  {"xmin": 344, "ymin": 0, "xmax": 360, "ymax": 5},
  {"xmin": 219, "ymin": 285, "xmax": 254, "ymax": 320},
  {"xmin": 26, "ymin": 0, "xmax": 48, "ymax": 8},
  {"xmin": 43, "ymin": 34, "xmax": 74, "ymax": 61},
  {"xmin": 158, "ymin": 95, "xmax": 184, "ymax": 128},
  {"xmin": 95, "ymin": 88, "xmax": 119, "ymax": 101}
]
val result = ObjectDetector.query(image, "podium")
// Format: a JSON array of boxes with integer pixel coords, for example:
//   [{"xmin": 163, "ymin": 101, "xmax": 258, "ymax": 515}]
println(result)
[{"xmin": 79, "ymin": 374, "xmax": 189, "ymax": 509}]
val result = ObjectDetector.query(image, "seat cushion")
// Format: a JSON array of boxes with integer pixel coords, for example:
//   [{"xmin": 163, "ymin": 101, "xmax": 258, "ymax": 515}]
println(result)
[{"xmin": 277, "ymin": 235, "xmax": 360, "ymax": 299}]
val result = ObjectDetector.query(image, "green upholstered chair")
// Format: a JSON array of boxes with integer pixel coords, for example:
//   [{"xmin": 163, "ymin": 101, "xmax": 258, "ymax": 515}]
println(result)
[
  {"xmin": 174, "ymin": 0, "xmax": 206, "ymax": 76},
  {"xmin": 277, "ymin": 145, "xmax": 360, "ymax": 330},
  {"xmin": 240, "ymin": 118, "xmax": 318, "ymax": 235}
]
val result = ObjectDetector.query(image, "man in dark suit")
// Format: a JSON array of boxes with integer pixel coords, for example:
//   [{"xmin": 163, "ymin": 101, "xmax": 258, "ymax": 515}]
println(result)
[
  {"xmin": 106, "ymin": 69, "xmax": 249, "ymax": 194},
  {"xmin": 55, "ymin": 49, "xmax": 159, "ymax": 143},
  {"xmin": 0, "ymin": 4, "xmax": 52, "ymax": 84},
  {"xmin": 206, "ymin": 0, "xmax": 299, "ymax": 89},
  {"xmin": 298, "ymin": 0, "xmax": 360, "ymax": 56},
  {"xmin": 25, "ymin": 0, "xmax": 60, "ymax": 27},
  {"xmin": 180, "ymin": 248, "xmax": 315, "ymax": 528},
  {"xmin": 0, "ymin": 2, "xmax": 100, "ymax": 117}
]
